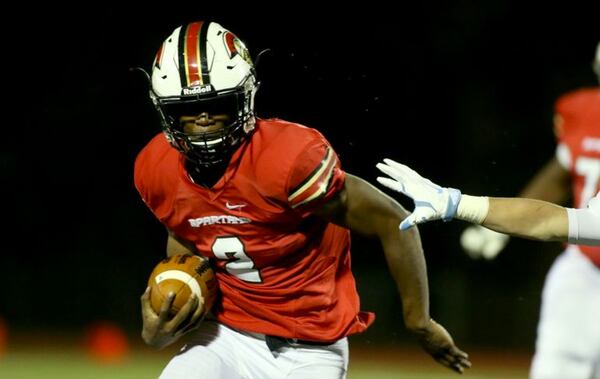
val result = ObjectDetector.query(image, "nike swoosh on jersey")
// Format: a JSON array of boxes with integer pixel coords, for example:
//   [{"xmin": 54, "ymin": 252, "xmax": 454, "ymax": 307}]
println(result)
[{"xmin": 225, "ymin": 202, "xmax": 247, "ymax": 210}]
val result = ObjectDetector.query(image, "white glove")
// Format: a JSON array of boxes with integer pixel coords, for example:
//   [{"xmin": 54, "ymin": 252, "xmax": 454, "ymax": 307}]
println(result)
[
  {"xmin": 376, "ymin": 158, "xmax": 462, "ymax": 230},
  {"xmin": 460, "ymin": 225, "xmax": 509, "ymax": 260}
]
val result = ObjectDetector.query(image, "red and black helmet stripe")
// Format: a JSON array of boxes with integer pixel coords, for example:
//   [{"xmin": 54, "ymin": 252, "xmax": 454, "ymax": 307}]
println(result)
[
  {"xmin": 178, "ymin": 21, "xmax": 211, "ymax": 88},
  {"xmin": 154, "ymin": 42, "xmax": 164, "ymax": 69}
]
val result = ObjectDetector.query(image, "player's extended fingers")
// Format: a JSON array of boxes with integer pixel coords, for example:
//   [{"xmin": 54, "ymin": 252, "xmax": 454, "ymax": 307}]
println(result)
[
  {"xmin": 382, "ymin": 159, "xmax": 444, "ymax": 192},
  {"xmin": 377, "ymin": 161, "xmax": 414, "ymax": 184},
  {"xmin": 376, "ymin": 162, "xmax": 402, "ymax": 182},
  {"xmin": 382, "ymin": 158, "xmax": 407, "ymax": 172},
  {"xmin": 177, "ymin": 296, "xmax": 206, "ymax": 335},
  {"xmin": 377, "ymin": 161, "xmax": 410, "ymax": 181},
  {"xmin": 451, "ymin": 362, "xmax": 465, "ymax": 374},
  {"xmin": 441, "ymin": 348, "xmax": 471, "ymax": 373},
  {"xmin": 436, "ymin": 355, "xmax": 466, "ymax": 374},
  {"xmin": 450, "ymin": 347, "xmax": 471, "ymax": 369},
  {"xmin": 183, "ymin": 293, "xmax": 204, "ymax": 325},
  {"xmin": 378, "ymin": 161, "xmax": 428, "ymax": 193},
  {"xmin": 432, "ymin": 355, "xmax": 457, "ymax": 373},
  {"xmin": 191, "ymin": 295, "xmax": 205, "ymax": 320},
  {"xmin": 140, "ymin": 287, "xmax": 158, "ymax": 316},
  {"xmin": 382, "ymin": 158, "xmax": 421, "ymax": 181},
  {"xmin": 170, "ymin": 294, "xmax": 199, "ymax": 330},
  {"xmin": 379, "ymin": 162, "xmax": 432, "ymax": 196},
  {"xmin": 158, "ymin": 292, "xmax": 176, "ymax": 324},
  {"xmin": 456, "ymin": 359, "xmax": 472, "ymax": 371},
  {"xmin": 174, "ymin": 295, "xmax": 204, "ymax": 336},
  {"xmin": 141, "ymin": 287, "xmax": 150, "ymax": 304},
  {"xmin": 376, "ymin": 176, "xmax": 408, "ymax": 195},
  {"xmin": 452, "ymin": 348, "xmax": 471, "ymax": 367}
]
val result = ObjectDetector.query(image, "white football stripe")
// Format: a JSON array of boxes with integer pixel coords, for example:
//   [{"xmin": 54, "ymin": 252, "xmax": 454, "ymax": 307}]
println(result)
[{"xmin": 155, "ymin": 270, "xmax": 202, "ymax": 298}]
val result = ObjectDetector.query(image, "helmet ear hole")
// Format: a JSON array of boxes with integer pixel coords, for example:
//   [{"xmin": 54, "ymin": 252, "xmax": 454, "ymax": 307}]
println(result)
[{"xmin": 149, "ymin": 21, "xmax": 258, "ymax": 166}]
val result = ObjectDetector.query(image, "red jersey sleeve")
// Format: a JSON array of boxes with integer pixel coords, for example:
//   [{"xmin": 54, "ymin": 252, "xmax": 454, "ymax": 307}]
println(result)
[{"xmin": 285, "ymin": 133, "xmax": 346, "ymax": 214}]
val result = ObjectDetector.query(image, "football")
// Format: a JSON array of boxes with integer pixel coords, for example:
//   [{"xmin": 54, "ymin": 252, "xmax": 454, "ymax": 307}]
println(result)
[{"xmin": 148, "ymin": 254, "xmax": 217, "ymax": 318}]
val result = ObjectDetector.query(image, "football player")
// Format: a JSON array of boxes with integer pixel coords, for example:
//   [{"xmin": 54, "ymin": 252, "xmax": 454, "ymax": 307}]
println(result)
[{"xmin": 134, "ymin": 21, "xmax": 470, "ymax": 379}]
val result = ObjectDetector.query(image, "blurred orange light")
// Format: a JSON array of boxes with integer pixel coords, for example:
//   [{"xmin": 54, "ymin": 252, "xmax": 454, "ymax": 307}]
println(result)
[{"xmin": 85, "ymin": 321, "xmax": 129, "ymax": 364}]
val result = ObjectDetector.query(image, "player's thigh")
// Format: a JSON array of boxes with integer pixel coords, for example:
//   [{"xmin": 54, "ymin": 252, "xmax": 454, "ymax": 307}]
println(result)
[
  {"xmin": 159, "ymin": 345, "xmax": 243, "ymax": 379},
  {"xmin": 158, "ymin": 321, "xmax": 244, "ymax": 379},
  {"xmin": 532, "ymin": 249, "xmax": 600, "ymax": 379},
  {"xmin": 537, "ymin": 249, "xmax": 600, "ymax": 351},
  {"xmin": 530, "ymin": 349, "xmax": 594, "ymax": 379},
  {"xmin": 284, "ymin": 338, "xmax": 349, "ymax": 379}
]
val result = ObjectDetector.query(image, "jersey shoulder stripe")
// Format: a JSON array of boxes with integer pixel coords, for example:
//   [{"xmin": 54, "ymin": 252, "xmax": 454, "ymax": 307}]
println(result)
[{"xmin": 288, "ymin": 147, "xmax": 336, "ymax": 208}]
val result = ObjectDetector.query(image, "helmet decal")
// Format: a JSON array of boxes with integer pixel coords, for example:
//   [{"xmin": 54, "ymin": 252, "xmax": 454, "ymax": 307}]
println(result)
[
  {"xmin": 153, "ymin": 42, "xmax": 165, "ymax": 70},
  {"xmin": 223, "ymin": 31, "xmax": 253, "ymax": 66},
  {"xmin": 178, "ymin": 21, "xmax": 211, "ymax": 89}
]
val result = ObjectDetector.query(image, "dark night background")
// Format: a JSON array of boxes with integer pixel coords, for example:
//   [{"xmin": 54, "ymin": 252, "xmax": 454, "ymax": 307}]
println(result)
[{"xmin": 2, "ymin": 3, "xmax": 599, "ymax": 352}]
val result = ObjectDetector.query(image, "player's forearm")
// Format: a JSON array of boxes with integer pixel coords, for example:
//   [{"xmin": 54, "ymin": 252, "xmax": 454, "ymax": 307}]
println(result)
[
  {"xmin": 381, "ymin": 221, "xmax": 430, "ymax": 331},
  {"xmin": 335, "ymin": 174, "xmax": 430, "ymax": 328},
  {"xmin": 483, "ymin": 197, "xmax": 568, "ymax": 241},
  {"xmin": 166, "ymin": 230, "xmax": 196, "ymax": 256}
]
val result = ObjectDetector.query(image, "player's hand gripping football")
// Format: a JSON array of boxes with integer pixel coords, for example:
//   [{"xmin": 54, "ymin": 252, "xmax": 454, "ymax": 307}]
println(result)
[
  {"xmin": 376, "ymin": 159, "xmax": 462, "ymax": 229},
  {"xmin": 414, "ymin": 319, "xmax": 471, "ymax": 374},
  {"xmin": 140, "ymin": 287, "xmax": 204, "ymax": 349}
]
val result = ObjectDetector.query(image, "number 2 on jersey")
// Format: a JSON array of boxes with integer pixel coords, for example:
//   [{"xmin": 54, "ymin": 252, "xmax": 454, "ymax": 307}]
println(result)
[{"xmin": 212, "ymin": 236, "xmax": 262, "ymax": 283}]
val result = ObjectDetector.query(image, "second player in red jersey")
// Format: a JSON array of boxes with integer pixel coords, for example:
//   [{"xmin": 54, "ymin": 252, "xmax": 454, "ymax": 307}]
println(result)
[{"xmin": 554, "ymin": 87, "xmax": 600, "ymax": 265}]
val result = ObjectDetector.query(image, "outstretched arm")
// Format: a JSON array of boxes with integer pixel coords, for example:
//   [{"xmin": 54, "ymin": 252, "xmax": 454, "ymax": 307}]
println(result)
[
  {"xmin": 376, "ymin": 158, "xmax": 600, "ymax": 245},
  {"xmin": 484, "ymin": 197, "xmax": 567, "ymax": 241},
  {"xmin": 317, "ymin": 174, "xmax": 471, "ymax": 373}
]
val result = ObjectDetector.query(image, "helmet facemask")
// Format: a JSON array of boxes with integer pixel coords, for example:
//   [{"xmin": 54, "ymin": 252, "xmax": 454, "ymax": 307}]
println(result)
[{"xmin": 152, "ymin": 76, "xmax": 257, "ymax": 167}]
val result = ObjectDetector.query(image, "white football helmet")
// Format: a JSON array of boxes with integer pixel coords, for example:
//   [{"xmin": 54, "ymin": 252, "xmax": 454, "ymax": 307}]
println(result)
[{"xmin": 150, "ymin": 21, "xmax": 258, "ymax": 166}]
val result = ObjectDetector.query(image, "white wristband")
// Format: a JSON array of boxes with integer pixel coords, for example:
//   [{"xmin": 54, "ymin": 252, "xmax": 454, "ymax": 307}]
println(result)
[{"xmin": 456, "ymin": 195, "xmax": 489, "ymax": 224}]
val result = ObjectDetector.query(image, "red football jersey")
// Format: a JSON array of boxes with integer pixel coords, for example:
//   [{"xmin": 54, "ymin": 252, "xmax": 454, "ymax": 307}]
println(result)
[
  {"xmin": 135, "ymin": 118, "xmax": 375, "ymax": 341},
  {"xmin": 554, "ymin": 87, "xmax": 600, "ymax": 265}
]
